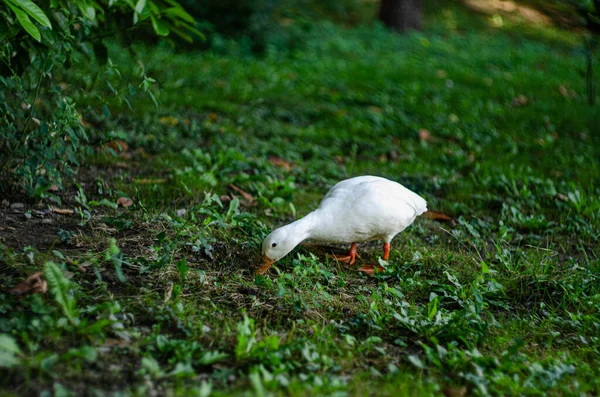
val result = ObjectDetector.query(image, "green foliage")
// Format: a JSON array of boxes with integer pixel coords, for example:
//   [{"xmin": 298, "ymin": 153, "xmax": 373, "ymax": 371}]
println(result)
[
  {"xmin": 1, "ymin": 2, "xmax": 600, "ymax": 396},
  {"xmin": 0, "ymin": 0, "xmax": 198, "ymax": 195},
  {"xmin": 44, "ymin": 261, "xmax": 78, "ymax": 326},
  {"xmin": 0, "ymin": 334, "xmax": 22, "ymax": 368}
]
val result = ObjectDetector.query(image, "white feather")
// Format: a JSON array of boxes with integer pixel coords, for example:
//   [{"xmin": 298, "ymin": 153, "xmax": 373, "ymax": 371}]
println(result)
[{"xmin": 262, "ymin": 175, "xmax": 427, "ymax": 261}]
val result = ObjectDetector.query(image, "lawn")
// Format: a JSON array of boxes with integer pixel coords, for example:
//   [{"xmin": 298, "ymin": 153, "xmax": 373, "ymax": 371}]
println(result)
[{"xmin": 1, "ymin": 2, "xmax": 599, "ymax": 396}]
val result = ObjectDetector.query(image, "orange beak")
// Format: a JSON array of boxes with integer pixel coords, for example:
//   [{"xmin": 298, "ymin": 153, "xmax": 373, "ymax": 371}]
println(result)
[{"xmin": 256, "ymin": 255, "xmax": 276, "ymax": 275}]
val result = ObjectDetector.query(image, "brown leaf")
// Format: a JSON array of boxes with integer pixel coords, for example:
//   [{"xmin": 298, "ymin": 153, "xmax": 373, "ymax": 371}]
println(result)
[
  {"xmin": 219, "ymin": 194, "xmax": 233, "ymax": 203},
  {"xmin": 52, "ymin": 208, "xmax": 74, "ymax": 215},
  {"xmin": 100, "ymin": 139, "xmax": 129, "ymax": 153},
  {"xmin": 358, "ymin": 265, "xmax": 385, "ymax": 275},
  {"xmin": 9, "ymin": 272, "xmax": 47, "ymax": 296},
  {"xmin": 208, "ymin": 112, "xmax": 218, "ymax": 122},
  {"xmin": 556, "ymin": 193, "xmax": 568, "ymax": 201},
  {"xmin": 443, "ymin": 386, "xmax": 467, "ymax": 397},
  {"xmin": 268, "ymin": 156, "xmax": 294, "ymax": 171},
  {"xmin": 117, "ymin": 197, "xmax": 134, "ymax": 208},
  {"xmin": 159, "ymin": 116, "xmax": 179, "ymax": 126},
  {"xmin": 48, "ymin": 183, "xmax": 60, "ymax": 192},
  {"xmin": 229, "ymin": 184, "xmax": 254, "ymax": 203},
  {"xmin": 559, "ymin": 85, "xmax": 569, "ymax": 97},
  {"xmin": 511, "ymin": 95, "xmax": 528, "ymax": 106},
  {"xmin": 419, "ymin": 129, "xmax": 432, "ymax": 142},
  {"xmin": 423, "ymin": 210, "xmax": 454, "ymax": 222},
  {"xmin": 102, "ymin": 338, "xmax": 130, "ymax": 348},
  {"xmin": 115, "ymin": 162, "xmax": 131, "ymax": 169}
]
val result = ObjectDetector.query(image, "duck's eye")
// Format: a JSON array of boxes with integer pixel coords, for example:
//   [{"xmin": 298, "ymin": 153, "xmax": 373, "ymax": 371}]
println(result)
[{"xmin": 272, "ymin": 243, "xmax": 277, "ymax": 248}]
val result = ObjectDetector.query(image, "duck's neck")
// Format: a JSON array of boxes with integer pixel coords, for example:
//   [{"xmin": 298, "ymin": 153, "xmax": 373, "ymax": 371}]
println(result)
[{"xmin": 283, "ymin": 210, "xmax": 320, "ymax": 244}]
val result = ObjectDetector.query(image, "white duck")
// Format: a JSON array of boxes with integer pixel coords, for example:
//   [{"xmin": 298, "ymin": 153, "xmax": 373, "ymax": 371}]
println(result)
[{"xmin": 258, "ymin": 175, "xmax": 427, "ymax": 274}]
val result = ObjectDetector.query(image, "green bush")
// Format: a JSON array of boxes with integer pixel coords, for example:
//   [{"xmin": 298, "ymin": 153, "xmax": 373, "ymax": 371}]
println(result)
[{"xmin": 0, "ymin": 0, "xmax": 198, "ymax": 196}]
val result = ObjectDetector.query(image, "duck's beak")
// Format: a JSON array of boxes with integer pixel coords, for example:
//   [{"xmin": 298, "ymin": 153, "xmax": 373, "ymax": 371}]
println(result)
[{"xmin": 256, "ymin": 255, "xmax": 276, "ymax": 275}]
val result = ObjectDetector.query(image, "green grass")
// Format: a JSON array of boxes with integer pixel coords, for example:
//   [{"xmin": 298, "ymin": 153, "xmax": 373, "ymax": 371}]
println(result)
[{"xmin": 1, "ymin": 3, "xmax": 600, "ymax": 396}]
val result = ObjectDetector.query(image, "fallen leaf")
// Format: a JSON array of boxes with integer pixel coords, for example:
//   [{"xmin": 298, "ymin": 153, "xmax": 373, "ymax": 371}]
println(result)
[
  {"xmin": 268, "ymin": 156, "xmax": 294, "ymax": 171},
  {"xmin": 52, "ymin": 208, "xmax": 74, "ymax": 215},
  {"xmin": 219, "ymin": 194, "xmax": 233, "ymax": 203},
  {"xmin": 159, "ymin": 116, "xmax": 179, "ymax": 126},
  {"xmin": 208, "ymin": 112, "xmax": 218, "ymax": 122},
  {"xmin": 115, "ymin": 162, "xmax": 130, "ymax": 169},
  {"xmin": 117, "ymin": 197, "xmax": 134, "ymax": 208},
  {"xmin": 229, "ymin": 184, "xmax": 254, "ymax": 203},
  {"xmin": 559, "ymin": 85, "xmax": 569, "ymax": 97},
  {"xmin": 102, "ymin": 338, "xmax": 130, "ymax": 348},
  {"xmin": 423, "ymin": 211, "xmax": 454, "ymax": 222},
  {"xmin": 556, "ymin": 193, "xmax": 568, "ymax": 201},
  {"xmin": 358, "ymin": 265, "xmax": 385, "ymax": 275},
  {"xmin": 443, "ymin": 386, "xmax": 467, "ymax": 397},
  {"xmin": 9, "ymin": 272, "xmax": 47, "ymax": 296},
  {"xmin": 164, "ymin": 282, "xmax": 174, "ymax": 303},
  {"xmin": 512, "ymin": 95, "xmax": 528, "ymax": 106},
  {"xmin": 100, "ymin": 139, "xmax": 129, "ymax": 153},
  {"xmin": 48, "ymin": 183, "xmax": 60, "ymax": 192},
  {"xmin": 419, "ymin": 129, "xmax": 432, "ymax": 142},
  {"xmin": 10, "ymin": 202, "xmax": 25, "ymax": 210}
]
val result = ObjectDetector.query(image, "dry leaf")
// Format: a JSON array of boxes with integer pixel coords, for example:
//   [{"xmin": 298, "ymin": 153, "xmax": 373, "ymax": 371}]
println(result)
[
  {"xmin": 358, "ymin": 265, "xmax": 385, "ymax": 275},
  {"xmin": 423, "ymin": 210, "xmax": 454, "ymax": 222},
  {"xmin": 208, "ymin": 112, "xmax": 218, "ymax": 122},
  {"xmin": 9, "ymin": 272, "xmax": 47, "ymax": 296},
  {"xmin": 102, "ymin": 338, "xmax": 130, "ymax": 348},
  {"xmin": 48, "ymin": 183, "xmax": 60, "ymax": 192},
  {"xmin": 115, "ymin": 162, "xmax": 131, "ymax": 169},
  {"xmin": 52, "ymin": 208, "xmax": 74, "ymax": 215},
  {"xmin": 443, "ymin": 386, "xmax": 467, "ymax": 397},
  {"xmin": 220, "ymin": 194, "xmax": 233, "ymax": 203},
  {"xmin": 164, "ymin": 282, "xmax": 174, "ymax": 303},
  {"xmin": 419, "ymin": 129, "xmax": 432, "ymax": 141},
  {"xmin": 159, "ymin": 116, "xmax": 179, "ymax": 126},
  {"xmin": 100, "ymin": 139, "xmax": 129, "ymax": 153},
  {"xmin": 512, "ymin": 95, "xmax": 528, "ymax": 106},
  {"xmin": 559, "ymin": 85, "xmax": 569, "ymax": 97},
  {"xmin": 229, "ymin": 184, "xmax": 254, "ymax": 203},
  {"xmin": 268, "ymin": 156, "xmax": 294, "ymax": 171},
  {"xmin": 117, "ymin": 197, "xmax": 134, "ymax": 208},
  {"xmin": 556, "ymin": 193, "xmax": 568, "ymax": 201}
]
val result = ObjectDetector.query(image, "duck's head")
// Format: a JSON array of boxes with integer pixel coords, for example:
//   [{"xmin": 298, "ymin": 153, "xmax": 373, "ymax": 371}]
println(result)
[{"xmin": 258, "ymin": 227, "xmax": 295, "ymax": 274}]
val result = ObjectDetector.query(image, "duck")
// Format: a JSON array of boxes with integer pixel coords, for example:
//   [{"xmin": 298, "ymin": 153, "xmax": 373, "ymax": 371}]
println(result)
[{"xmin": 258, "ymin": 175, "xmax": 427, "ymax": 274}]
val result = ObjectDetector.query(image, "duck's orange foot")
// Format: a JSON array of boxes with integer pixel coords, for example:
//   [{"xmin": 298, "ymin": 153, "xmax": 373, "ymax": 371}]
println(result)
[
  {"xmin": 328, "ymin": 242, "xmax": 359, "ymax": 265},
  {"xmin": 328, "ymin": 253, "xmax": 360, "ymax": 264},
  {"xmin": 358, "ymin": 264, "xmax": 386, "ymax": 275}
]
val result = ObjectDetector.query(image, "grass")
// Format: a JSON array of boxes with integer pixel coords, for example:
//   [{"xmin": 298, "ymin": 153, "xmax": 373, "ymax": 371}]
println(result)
[{"xmin": 1, "ymin": 2, "xmax": 600, "ymax": 395}]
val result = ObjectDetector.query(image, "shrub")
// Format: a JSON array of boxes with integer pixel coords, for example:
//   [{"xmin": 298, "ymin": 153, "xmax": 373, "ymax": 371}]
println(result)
[{"xmin": 0, "ymin": 0, "xmax": 198, "ymax": 196}]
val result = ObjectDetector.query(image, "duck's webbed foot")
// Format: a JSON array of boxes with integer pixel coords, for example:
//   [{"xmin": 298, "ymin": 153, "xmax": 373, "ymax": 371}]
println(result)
[{"xmin": 329, "ymin": 242, "xmax": 359, "ymax": 265}]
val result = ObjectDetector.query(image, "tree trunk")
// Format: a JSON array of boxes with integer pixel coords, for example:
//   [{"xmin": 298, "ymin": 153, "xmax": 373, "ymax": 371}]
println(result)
[{"xmin": 378, "ymin": 0, "xmax": 422, "ymax": 33}]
